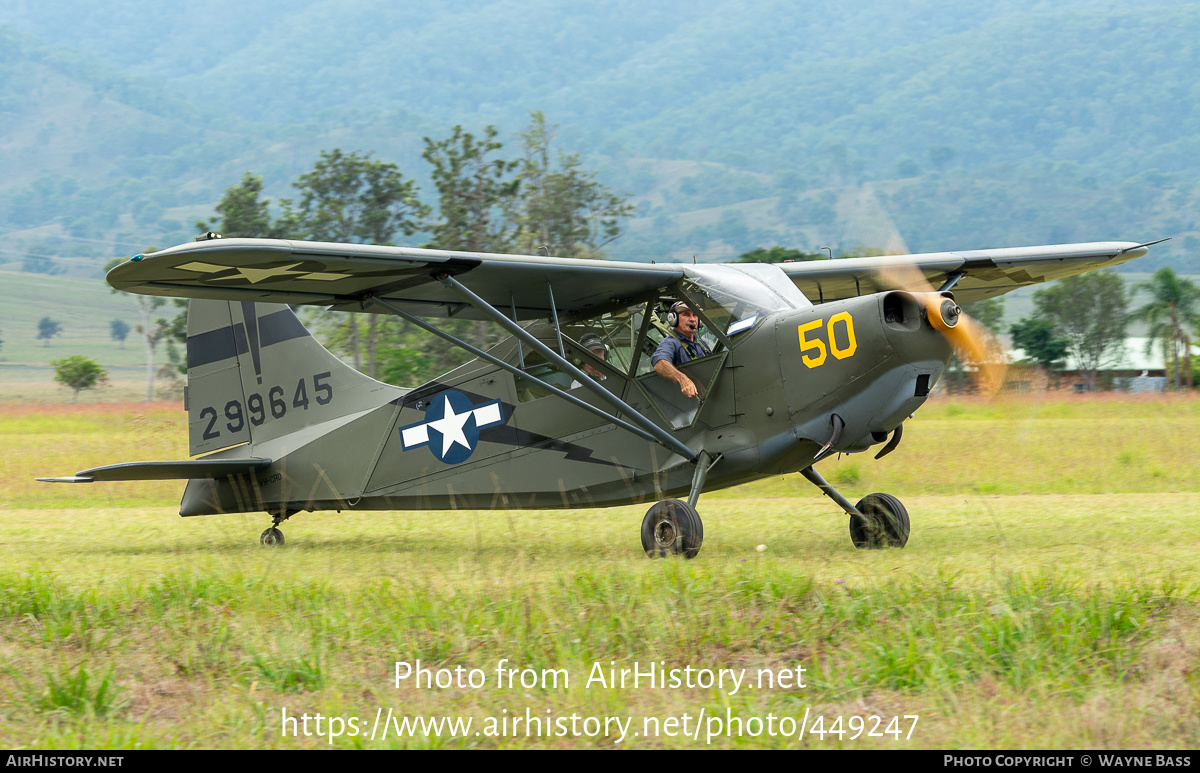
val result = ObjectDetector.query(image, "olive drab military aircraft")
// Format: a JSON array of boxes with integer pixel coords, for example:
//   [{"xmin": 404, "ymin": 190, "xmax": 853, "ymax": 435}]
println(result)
[{"xmin": 40, "ymin": 236, "xmax": 1160, "ymax": 556}]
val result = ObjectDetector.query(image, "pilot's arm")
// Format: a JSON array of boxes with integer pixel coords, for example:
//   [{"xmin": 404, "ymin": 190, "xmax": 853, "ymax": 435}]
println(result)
[{"xmin": 651, "ymin": 338, "xmax": 698, "ymax": 398}]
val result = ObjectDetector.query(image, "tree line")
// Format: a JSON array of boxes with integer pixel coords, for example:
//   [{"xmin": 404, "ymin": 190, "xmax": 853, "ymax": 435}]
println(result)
[
  {"xmin": 103, "ymin": 113, "xmax": 634, "ymax": 396},
  {"xmin": 1007, "ymin": 268, "xmax": 1199, "ymax": 391}
]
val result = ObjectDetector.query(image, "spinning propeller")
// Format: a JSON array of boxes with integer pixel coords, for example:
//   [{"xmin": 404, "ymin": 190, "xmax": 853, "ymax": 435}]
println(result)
[{"xmin": 881, "ymin": 264, "xmax": 1008, "ymax": 395}]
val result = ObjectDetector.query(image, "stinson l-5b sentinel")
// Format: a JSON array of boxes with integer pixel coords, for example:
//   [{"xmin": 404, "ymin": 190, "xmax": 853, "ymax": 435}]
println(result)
[{"xmin": 40, "ymin": 236, "xmax": 1159, "ymax": 556}]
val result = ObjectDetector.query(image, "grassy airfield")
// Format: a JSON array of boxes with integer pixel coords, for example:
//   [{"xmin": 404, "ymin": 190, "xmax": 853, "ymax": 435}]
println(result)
[{"xmin": 1, "ymin": 395, "xmax": 1198, "ymax": 748}]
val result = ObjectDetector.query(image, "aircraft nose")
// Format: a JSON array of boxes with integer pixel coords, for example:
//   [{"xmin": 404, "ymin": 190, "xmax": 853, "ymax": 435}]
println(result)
[{"xmin": 880, "ymin": 291, "xmax": 954, "ymax": 363}]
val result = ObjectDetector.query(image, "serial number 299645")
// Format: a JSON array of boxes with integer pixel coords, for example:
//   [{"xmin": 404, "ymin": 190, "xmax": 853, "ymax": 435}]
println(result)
[{"xmin": 197, "ymin": 372, "xmax": 333, "ymax": 440}]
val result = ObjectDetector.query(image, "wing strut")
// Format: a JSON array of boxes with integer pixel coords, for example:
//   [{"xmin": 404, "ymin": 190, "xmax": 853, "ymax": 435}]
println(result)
[
  {"xmin": 438, "ymin": 275, "xmax": 700, "ymax": 463},
  {"xmin": 369, "ymin": 296, "xmax": 698, "ymax": 462},
  {"xmin": 938, "ymin": 272, "xmax": 964, "ymax": 292},
  {"xmin": 547, "ymin": 283, "xmax": 566, "ymax": 357}
]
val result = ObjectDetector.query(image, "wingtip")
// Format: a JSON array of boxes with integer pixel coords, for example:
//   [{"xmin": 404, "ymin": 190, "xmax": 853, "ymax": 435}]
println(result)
[
  {"xmin": 1118, "ymin": 237, "xmax": 1171, "ymax": 254},
  {"xmin": 36, "ymin": 476, "xmax": 95, "ymax": 484}
]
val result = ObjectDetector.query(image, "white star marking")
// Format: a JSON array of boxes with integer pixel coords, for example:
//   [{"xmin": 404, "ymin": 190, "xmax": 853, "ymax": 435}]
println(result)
[
  {"xmin": 426, "ymin": 396, "xmax": 473, "ymax": 456},
  {"xmin": 211, "ymin": 263, "xmax": 306, "ymax": 284}
]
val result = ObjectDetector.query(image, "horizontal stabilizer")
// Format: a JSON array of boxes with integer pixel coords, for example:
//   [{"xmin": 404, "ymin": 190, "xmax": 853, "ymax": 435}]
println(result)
[{"xmin": 37, "ymin": 458, "xmax": 271, "ymax": 484}]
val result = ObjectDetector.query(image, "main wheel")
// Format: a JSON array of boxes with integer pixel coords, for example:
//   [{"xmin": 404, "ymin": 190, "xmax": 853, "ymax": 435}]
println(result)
[
  {"xmin": 260, "ymin": 527, "xmax": 285, "ymax": 547},
  {"xmin": 849, "ymin": 493, "xmax": 909, "ymax": 549},
  {"xmin": 641, "ymin": 499, "xmax": 704, "ymax": 559}
]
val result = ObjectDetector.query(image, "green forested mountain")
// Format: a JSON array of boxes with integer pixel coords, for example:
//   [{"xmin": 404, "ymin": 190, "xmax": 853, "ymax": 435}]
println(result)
[{"xmin": 1, "ymin": 0, "xmax": 1196, "ymax": 272}]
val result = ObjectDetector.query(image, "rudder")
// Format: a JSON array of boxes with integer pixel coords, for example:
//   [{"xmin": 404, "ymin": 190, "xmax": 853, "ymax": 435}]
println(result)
[{"xmin": 185, "ymin": 300, "xmax": 401, "ymax": 455}]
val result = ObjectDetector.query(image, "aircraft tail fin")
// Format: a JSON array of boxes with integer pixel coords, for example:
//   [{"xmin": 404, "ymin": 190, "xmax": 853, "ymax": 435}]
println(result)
[{"xmin": 185, "ymin": 301, "xmax": 402, "ymax": 456}]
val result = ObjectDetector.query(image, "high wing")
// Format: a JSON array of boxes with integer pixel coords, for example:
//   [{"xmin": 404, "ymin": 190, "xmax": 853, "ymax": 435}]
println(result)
[
  {"xmin": 108, "ymin": 238, "xmax": 1155, "ymax": 313},
  {"xmin": 108, "ymin": 239, "xmax": 685, "ymax": 320},
  {"xmin": 777, "ymin": 241, "xmax": 1155, "ymax": 304}
]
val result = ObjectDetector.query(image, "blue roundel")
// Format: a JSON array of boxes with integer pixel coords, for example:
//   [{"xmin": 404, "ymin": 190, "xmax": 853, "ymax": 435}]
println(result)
[
  {"xmin": 426, "ymin": 390, "xmax": 480, "ymax": 465},
  {"xmin": 398, "ymin": 390, "xmax": 507, "ymax": 465}
]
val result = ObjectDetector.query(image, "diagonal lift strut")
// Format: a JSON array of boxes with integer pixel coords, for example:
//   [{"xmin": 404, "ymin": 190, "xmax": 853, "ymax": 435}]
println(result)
[
  {"xmin": 370, "ymin": 293, "xmax": 698, "ymax": 463},
  {"xmin": 440, "ymin": 275, "xmax": 698, "ymax": 462}
]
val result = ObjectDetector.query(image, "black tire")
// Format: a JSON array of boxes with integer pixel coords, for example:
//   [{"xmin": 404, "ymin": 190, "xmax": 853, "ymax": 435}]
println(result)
[
  {"xmin": 849, "ymin": 493, "xmax": 909, "ymax": 549},
  {"xmin": 641, "ymin": 499, "xmax": 704, "ymax": 559},
  {"xmin": 260, "ymin": 527, "xmax": 285, "ymax": 547}
]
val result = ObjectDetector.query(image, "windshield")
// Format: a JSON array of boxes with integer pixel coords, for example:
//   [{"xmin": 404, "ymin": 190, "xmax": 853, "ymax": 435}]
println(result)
[
  {"xmin": 680, "ymin": 264, "xmax": 808, "ymax": 335},
  {"xmin": 726, "ymin": 263, "xmax": 814, "ymax": 309}
]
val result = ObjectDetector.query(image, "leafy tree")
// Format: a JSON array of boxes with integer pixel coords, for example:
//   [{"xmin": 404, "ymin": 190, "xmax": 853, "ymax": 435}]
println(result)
[
  {"xmin": 52, "ymin": 355, "xmax": 108, "ymax": 403},
  {"xmin": 194, "ymin": 172, "xmax": 286, "ymax": 238},
  {"xmin": 105, "ymin": 255, "xmax": 165, "ymax": 401},
  {"xmin": 736, "ymin": 246, "xmax": 825, "ymax": 263},
  {"xmin": 286, "ymin": 149, "xmax": 429, "ymax": 378},
  {"xmin": 1131, "ymin": 266, "xmax": 1200, "ymax": 390},
  {"xmin": 110, "ymin": 319, "xmax": 130, "ymax": 348},
  {"xmin": 286, "ymin": 149, "xmax": 429, "ymax": 245},
  {"xmin": 1033, "ymin": 271, "xmax": 1128, "ymax": 390},
  {"xmin": 514, "ymin": 111, "xmax": 634, "ymax": 258},
  {"xmin": 37, "ymin": 317, "xmax": 62, "ymax": 346},
  {"xmin": 379, "ymin": 346, "xmax": 431, "ymax": 387},
  {"xmin": 423, "ymin": 125, "xmax": 520, "ymax": 254},
  {"xmin": 160, "ymin": 300, "xmax": 189, "ymax": 377},
  {"xmin": 1010, "ymin": 318, "xmax": 1070, "ymax": 372},
  {"xmin": 963, "ymin": 298, "xmax": 1005, "ymax": 333},
  {"xmin": 423, "ymin": 125, "xmax": 521, "ymax": 354}
]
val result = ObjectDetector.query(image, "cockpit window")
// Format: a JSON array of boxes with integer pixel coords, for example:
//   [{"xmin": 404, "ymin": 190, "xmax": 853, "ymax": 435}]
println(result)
[
  {"xmin": 560, "ymin": 306, "xmax": 642, "ymax": 376},
  {"xmin": 514, "ymin": 319, "xmax": 627, "ymax": 402},
  {"xmin": 679, "ymin": 264, "xmax": 804, "ymax": 336}
]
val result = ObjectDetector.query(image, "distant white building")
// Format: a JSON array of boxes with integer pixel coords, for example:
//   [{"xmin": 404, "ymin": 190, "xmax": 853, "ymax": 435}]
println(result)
[{"xmin": 1010, "ymin": 337, "xmax": 1199, "ymax": 392}]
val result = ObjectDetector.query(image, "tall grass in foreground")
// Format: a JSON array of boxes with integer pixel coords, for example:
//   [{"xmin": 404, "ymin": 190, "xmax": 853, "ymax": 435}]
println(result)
[{"xmin": 0, "ymin": 566, "xmax": 1194, "ymax": 748}]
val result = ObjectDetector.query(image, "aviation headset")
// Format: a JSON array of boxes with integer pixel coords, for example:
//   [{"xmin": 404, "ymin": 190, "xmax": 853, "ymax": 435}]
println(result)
[
  {"xmin": 664, "ymin": 301, "xmax": 710, "ymax": 359},
  {"xmin": 666, "ymin": 301, "xmax": 697, "ymax": 329}
]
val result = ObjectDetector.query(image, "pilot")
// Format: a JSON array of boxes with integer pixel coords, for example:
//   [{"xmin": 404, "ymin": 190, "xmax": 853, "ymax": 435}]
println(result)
[
  {"xmin": 571, "ymin": 333, "xmax": 608, "ymax": 388},
  {"xmin": 652, "ymin": 301, "xmax": 711, "ymax": 398}
]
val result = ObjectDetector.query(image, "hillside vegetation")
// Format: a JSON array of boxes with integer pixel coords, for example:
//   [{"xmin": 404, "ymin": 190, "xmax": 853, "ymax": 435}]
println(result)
[{"xmin": 0, "ymin": 0, "xmax": 1196, "ymax": 270}]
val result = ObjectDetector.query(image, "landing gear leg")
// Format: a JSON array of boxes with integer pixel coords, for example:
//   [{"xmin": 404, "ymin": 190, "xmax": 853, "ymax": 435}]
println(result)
[
  {"xmin": 259, "ymin": 509, "xmax": 296, "ymax": 548},
  {"xmin": 799, "ymin": 466, "xmax": 909, "ymax": 549},
  {"xmin": 687, "ymin": 450, "xmax": 714, "ymax": 509}
]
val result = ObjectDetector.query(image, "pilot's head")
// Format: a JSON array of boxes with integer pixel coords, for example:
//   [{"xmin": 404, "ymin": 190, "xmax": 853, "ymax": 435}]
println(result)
[
  {"xmin": 580, "ymin": 333, "xmax": 607, "ymax": 361},
  {"xmin": 579, "ymin": 333, "xmax": 607, "ymax": 378},
  {"xmin": 670, "ymin": 301, "xmax": 699, "ymax": 336}
]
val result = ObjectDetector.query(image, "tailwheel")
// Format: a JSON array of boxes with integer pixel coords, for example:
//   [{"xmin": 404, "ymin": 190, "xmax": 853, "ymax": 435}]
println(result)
[
  {"xmin": 641, "ymin": 499, "xmax": 704, "ymax": 559},
  {"xmin": 260, "ymin": 527, "xmax": 285, "ymax": 547},
  {"xmin": 260, "ymin": 508, "xmax": 297, "ymax": 548},
  {"xmin": 849, "ymin": 493, "xmax": 909, "ymax": 549}
]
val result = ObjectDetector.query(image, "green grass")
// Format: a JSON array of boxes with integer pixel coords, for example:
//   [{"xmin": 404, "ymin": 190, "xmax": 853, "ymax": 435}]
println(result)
[
  {"xmin": 1, "ymin": 396, "xmax": 1199, "ymax": 748},
  {"xmin": 731, "ymin": 393, "xmax": 1200, "ymax": 498},
  {"xmin": 0, "ymin": 271, "xmax": 166, "ymax": 369}
]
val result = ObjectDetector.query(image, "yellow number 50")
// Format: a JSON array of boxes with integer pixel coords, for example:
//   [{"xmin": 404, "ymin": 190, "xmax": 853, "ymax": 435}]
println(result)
[{"xmin": 798, "ymin": 312, "xmax": 857, "ymax": 368}]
